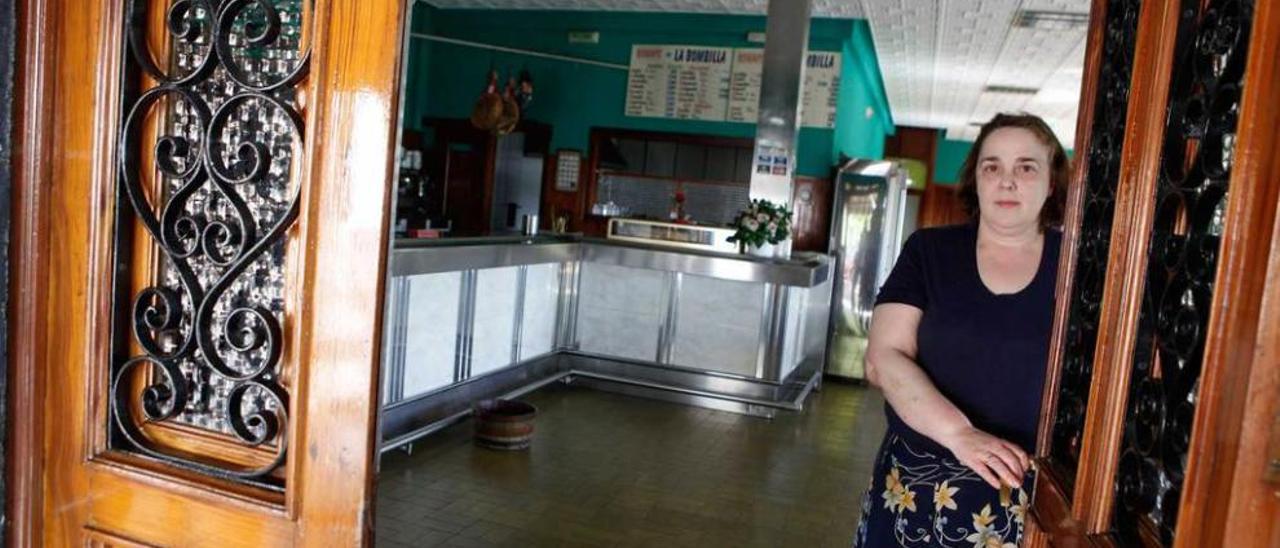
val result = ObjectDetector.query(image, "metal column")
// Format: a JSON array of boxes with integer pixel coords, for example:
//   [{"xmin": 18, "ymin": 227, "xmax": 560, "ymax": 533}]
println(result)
[{"xmin": 748, "ymin": 0, "xmax": 813, "ymax": 207}]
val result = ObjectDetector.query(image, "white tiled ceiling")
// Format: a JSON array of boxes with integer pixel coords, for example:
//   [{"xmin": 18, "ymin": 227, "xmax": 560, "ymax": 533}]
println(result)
[
  {"xmin": 422, "ymin": 0, "xmax": 1089, "ymax": 145},
  {"xmin": 860, "ymin": 0, "xmax": 1090, "ymax": 144}
]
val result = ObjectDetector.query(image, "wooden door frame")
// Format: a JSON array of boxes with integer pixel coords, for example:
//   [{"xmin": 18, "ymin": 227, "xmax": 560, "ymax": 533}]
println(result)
[
  {"xmin": 1031, "ymin": 0, "xmax": 1182, "ymax": 539},
  {"xmin": 7, "ymin": 0, "xmax": 404, "ymax": 544},
  {"xmin": 8, "ymin": 0, "xmax": 52, "ymax": 543},
  {"xmin": 0, "ymin": 0, "xmax": 13, "ymax": 543},
  {"xmin": 1025, "ymin": 3, "xmax": 1107, "ymax": 543},
  {"xmin": 1178, "ymin": 1, "xmax": 1280, "ymax": 544},
  {"xmin": 1068, "ymin": 0, "xmax": 1181, "ymax": 534},
  {"xmin": 1032, "ymin": 0, "xmax": 1280, "ymax": 546}
]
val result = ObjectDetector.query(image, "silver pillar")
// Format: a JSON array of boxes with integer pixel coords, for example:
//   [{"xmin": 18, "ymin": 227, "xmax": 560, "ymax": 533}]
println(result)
[
  {"xmin": 748, "ymin": 0, "xmax": 812, "ymax": 206},
  {"xmin": 453, "ymin": 270, "xmax": 478, "ymax": 382},
  {"xmin": 655, "ymin": 272, "xmax": 682, "ymax": 365},
  {"xmin": 511, "ymin": 266, "xmax": 529, "ymax": 364}
]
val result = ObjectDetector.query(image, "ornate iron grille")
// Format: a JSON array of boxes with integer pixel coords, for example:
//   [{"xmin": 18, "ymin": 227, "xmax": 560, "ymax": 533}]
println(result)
[
  {"xmin": 1111, "ymin": 0, "xmax": 1252, "ymax": 543},
  {"xmin": 110, "ymin": 0, "xmax": 309, "ymax": 490},
  {"xmin": 1049, "ymin": 0, "xmax": 1141, "ymax": 489}
]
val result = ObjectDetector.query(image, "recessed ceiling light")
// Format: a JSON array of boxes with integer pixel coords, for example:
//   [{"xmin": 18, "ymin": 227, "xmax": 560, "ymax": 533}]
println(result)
[
  {"xmin": 1013, "ymin": 10, "xmax": 1090, "ymax": 31},
  {"xmin": 984, "ymin": 85, "xmax": 1040, "ymax": 95}
]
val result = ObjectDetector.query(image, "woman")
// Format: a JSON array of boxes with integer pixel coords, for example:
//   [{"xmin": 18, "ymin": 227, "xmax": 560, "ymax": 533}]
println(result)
[{"xmin": 853, "ymin": 113, "xmax": 1068, "ymax": 548}]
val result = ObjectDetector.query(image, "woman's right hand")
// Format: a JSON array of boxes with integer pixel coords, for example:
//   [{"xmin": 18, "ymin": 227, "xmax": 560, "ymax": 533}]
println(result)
[{"xmin": 940, "ymin": 426, "xmax": 1029, "ymax": 490}]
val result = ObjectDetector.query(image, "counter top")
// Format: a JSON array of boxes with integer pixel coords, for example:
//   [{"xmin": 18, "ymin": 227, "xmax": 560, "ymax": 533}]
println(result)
[
  {"xmin": 391, "ymin": 235, "xmax": 830, "ymax": 287},
  {"xmin": 394, "ymin": 234, "xmax": 580, "ymax": 249}
]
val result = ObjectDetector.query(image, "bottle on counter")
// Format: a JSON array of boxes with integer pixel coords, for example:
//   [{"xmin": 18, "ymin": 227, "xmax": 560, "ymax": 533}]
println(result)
[{"xmin": 669, "ymin": 184, "xmax": 689, "ymax": 224}]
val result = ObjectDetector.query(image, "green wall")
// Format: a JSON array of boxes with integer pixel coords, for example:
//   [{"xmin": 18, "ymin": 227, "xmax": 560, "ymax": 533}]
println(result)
[
  {"xmin": 934, "ymin": 138, "xmax": 972, "ymax": 185},
  {"xmin": 833, "ymin": 21, "xmax": 890, "ymax": 162},
  {"xmin": 403, "ymin": 7, "xmax": 893, "ymax": 177}
]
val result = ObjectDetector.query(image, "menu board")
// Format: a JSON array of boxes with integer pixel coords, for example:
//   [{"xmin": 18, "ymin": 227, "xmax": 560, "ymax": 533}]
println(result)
[
  {"xmin": 726, "ymin": 49, "xmax": 764, "ymax": 123},
  {"xmin": 800, "ymin": 51, "xmax": 842, "ymax": 129},
  {"xmin": 624, "ymin": 45, "xmax": 733, "ymax": 122},
  {"xmin": 629, "ymin": 45, "xmax": 842, "ymax": 129}
]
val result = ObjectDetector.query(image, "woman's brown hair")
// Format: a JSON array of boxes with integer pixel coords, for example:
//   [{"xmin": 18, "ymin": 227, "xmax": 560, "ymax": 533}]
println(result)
[{"xmin": 955, "ymin": 113, "xmax": 1069, "ymax": 229}]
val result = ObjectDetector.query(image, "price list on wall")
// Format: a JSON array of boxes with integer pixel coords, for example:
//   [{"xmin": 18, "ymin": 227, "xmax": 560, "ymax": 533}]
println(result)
[
  {"xmin": 800, "ymin": 51, "xmax": 842, "ymax": 129},
  {"xmin": 628, "ymin": 45, "xmax": 842, "ymax": 129},
  {"xmin": 727, "ymin": 49, "xmax": 765, "ymax": 123},
  {"xmin": 625, "ymin": 45, "xmax": 733, "ymax": 122}
]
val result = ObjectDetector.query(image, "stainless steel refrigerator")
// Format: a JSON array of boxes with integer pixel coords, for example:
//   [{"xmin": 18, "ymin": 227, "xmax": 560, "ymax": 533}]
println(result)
[{"xmin": 825, "ymin": 159, "xmax": 912, "ymax": 379}]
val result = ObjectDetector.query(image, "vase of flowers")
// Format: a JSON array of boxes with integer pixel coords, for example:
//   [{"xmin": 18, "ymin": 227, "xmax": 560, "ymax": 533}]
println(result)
[{"xmin": 728, "ymin": 199, "xmax": 793, "ymax": 258}]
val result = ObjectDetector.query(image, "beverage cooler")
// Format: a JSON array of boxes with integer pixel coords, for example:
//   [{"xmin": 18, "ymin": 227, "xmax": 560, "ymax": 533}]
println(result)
[{"xmin": 824, "ymin": 159, "xmax": 912, "ymax": 380}]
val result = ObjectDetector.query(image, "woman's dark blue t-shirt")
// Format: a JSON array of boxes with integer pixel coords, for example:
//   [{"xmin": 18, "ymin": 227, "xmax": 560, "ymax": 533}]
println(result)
[{"xmin": 874, "ymin": 222, "xmax": 1062, "ymax": 456}]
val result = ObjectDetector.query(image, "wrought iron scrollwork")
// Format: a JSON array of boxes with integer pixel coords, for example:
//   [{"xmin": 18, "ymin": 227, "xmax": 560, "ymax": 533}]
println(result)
[
  {"xmin": 110, "ymin": 0, "xmax": 308, "ymax": 490},
  {"xmin": 1049, "ymin": 0, "xmax": 1141, "ymax": 488},
  {"xmin": 1112, "ymin": 0, "xmax": 1253, "ymax": 543}
]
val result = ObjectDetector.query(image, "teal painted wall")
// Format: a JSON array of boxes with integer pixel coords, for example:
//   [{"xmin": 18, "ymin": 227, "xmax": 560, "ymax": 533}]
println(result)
[
  {"xmin": 404, "ymin": 7, "xmax": 893, "ymax": 177},
  {"xmin": 833, "ymin": 21, "xmax": 892, "ymax": 162},
  {"xmin": 934, "ymin": 139, "xmax": 972, "ymax": 185}
]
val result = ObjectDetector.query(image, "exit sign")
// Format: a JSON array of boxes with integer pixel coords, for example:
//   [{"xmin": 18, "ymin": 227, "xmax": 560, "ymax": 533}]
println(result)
[{"xmin": 568, "ymin": 31, "xmax": 599, "ymax": 44}]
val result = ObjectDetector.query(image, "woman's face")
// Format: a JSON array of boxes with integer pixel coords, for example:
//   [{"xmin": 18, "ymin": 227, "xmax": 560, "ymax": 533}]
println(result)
[{"xmin": 975, "ymin": 126, "xmax": 1053, "ymax": 231}]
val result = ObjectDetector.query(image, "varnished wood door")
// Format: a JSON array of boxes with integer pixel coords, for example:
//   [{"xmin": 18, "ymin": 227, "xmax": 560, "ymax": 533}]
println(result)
[
  {"xmin": 9, "ymin": 0, "xmax": 403, "ymax": 545},
  {"xmin": 1030, "ymin": 0, "xmax": 1280, "ymax": 546}
]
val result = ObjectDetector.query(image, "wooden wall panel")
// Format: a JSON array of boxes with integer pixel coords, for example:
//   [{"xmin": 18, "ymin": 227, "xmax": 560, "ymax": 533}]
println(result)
[
  {"xmin": 917, "ymin": 183, "xmax": 967, "ymax": 229},
  {"xmin": 886, "ymin": 126, "xmax": 968, "ymax": 229},
  {"xmin": 883, "ymin": 126, "xmax": 940, "ymax": 186},
  {"xmin": 789, "ymin": 176, "xmax": 832, "ymax": 252}
]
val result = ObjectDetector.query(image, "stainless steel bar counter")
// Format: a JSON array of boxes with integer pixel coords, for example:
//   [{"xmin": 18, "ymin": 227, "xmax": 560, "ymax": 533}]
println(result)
[{"xmin": 379, "ymin": 235, "xmax": 833, "ymax": 452}]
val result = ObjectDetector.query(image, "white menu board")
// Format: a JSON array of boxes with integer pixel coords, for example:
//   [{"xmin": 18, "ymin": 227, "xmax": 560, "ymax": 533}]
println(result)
[
  {"xmin": 625, "ymin": 45, "xmax": 733, "ymax": 122},
  {"xmin": 800, "ymin": 51, "xmax": 842, "ymax": 129},
  {"xmin": 627, "ymin": 45, "xmax": 842, "ymax": 128},
  {"xmin": 726, "ymin": 49, "xmax": 764, "ymax": 123},
  {"xmin": 723, "ymin": 49, "xmax": 843, "ymax": 128}
]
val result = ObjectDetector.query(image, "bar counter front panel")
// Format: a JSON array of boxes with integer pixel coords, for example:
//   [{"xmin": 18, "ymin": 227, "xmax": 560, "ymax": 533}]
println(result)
[{"xmin": 380, "ymin": 236, "xmax": 833, "ymax": 451}]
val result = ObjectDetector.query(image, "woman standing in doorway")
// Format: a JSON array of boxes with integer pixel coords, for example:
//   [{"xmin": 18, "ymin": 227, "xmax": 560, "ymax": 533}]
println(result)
[{"xmin": 853, "ymin": 113, "xmax": 1069, "ymax": 547}]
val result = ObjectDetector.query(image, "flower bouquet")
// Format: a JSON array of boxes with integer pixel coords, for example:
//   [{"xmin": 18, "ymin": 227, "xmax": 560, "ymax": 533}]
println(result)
[{"xmin": 727, "ymin": 199, "xmax": 793, "ymax": 257}]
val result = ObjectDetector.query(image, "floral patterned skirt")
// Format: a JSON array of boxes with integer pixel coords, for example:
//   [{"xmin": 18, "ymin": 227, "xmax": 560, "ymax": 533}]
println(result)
[{"xmin": 853, "ymin": 432, "xmax": 1030, "ymax": 548}]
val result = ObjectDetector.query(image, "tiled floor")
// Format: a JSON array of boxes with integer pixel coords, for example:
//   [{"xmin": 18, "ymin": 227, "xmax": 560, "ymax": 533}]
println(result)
[{"xmin": 375, "ymin": 380, "xmax": 888, "ymax": 547}]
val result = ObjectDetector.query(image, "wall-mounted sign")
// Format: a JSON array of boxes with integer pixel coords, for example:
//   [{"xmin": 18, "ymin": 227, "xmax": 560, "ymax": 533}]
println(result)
[
  {"xmin": 800, "ymin": 51, "xmax": 842, "ymax": 129},
  {"xmin": 727, "ymin": 49, "xmax": 764, "ymax": 123},
  {"xmin": 727, "ymin": 49, "xmax": 842, "ymax": 128},
  {"xmin": 624, "ymin": 45, "xmax": 734, "ymax": 122},
  {"xmin": 626, "ymin": 45, "xmax": 841, "ymax": 129},
  {"xmin": 554, "ymin": 150, "xmax": 581, "ymax": 191},
  {"xmin": 754, "ymin": 144, "xmax": 792, "ymax": 177}
]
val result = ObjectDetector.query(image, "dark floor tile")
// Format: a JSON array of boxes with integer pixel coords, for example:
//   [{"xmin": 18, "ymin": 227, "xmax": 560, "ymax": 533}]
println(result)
[{"xmin": 377, "ymin": 383, "xmax": 886, "ymax": 547}]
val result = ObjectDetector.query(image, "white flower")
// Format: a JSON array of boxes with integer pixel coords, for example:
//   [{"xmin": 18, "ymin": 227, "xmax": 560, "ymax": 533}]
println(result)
[
  {"xmin": 756, "ymin": 213, "xmax": 770, "ymax": 223},
  {"xmin": 767, "ymin": 222, "xmax": 778, "ymax": 233},
  {"xmin": 745, "ymin": 219, "xmax": 759, "ymax": 231}
]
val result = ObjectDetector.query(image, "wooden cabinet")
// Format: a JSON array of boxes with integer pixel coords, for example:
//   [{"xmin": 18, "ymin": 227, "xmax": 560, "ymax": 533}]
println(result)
[{"xmin": 1030, "ymin": 0, "xmax": 1280, "ymax": 546}]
